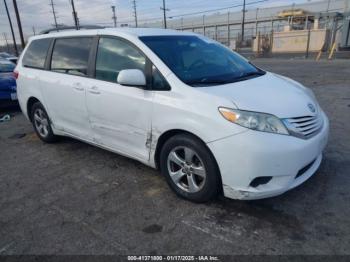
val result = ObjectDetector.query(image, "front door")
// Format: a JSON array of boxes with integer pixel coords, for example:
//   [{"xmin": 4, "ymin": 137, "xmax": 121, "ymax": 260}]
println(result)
[{"xmin": 86, "ymin": 36, "xmax": 153, "ymax": 162}]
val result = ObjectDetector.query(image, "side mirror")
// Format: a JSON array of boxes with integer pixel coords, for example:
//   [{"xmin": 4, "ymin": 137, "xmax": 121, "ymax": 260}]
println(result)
[{"xmin": 117, "ymin": 69, "xmax": 146, "ymax": 87}]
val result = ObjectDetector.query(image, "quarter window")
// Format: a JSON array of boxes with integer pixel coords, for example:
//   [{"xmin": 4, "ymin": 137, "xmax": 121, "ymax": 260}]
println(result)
[
  {"xmin": 51, "ymin": 37, "xmax": 93, "ymax": 76},
  {"xmin": 22, "ymin": 38, "xmax": 52, "ymax": 69},
  {"xmin": 95, "ymin": 37, "xmax": 146, "ymax": 83},
  {"xmin": 152, "ymin": 66, "xmax": 170, "ymax": 90}
]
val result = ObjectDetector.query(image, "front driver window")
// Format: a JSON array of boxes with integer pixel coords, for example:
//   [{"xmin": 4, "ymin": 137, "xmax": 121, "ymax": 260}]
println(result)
[{"xmin": 95, "ymin": 37, "xmax": 146, "ymax": 83}]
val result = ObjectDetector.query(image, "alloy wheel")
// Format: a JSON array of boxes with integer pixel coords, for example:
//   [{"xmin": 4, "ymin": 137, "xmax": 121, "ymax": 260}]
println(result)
[
  {"xmin": 33, "ymin": 108, "xmax": 49, "ymax": 138},
  {"xmin": 167, "ymin": 146, "xmax": 207, "ymax": 193}
]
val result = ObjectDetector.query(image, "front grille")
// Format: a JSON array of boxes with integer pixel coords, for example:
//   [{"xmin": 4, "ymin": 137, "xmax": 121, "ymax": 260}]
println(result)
[{"xmin": 283, "ymin": 114, "xmax": 323, "ymax": 139}]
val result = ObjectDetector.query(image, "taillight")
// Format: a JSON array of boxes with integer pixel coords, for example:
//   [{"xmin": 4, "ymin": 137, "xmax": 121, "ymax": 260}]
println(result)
[{"xmin": 13, "ymin": 71, "xmax": 19, "ymax": 79}]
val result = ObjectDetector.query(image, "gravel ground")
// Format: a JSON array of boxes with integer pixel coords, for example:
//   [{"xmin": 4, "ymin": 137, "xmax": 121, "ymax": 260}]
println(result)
[{"xmin": 0, "ymin": 59, "xmax": 349, "ymax": 255}]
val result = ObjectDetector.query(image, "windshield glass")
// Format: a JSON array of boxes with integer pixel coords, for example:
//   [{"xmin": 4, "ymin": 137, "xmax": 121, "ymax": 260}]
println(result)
[
  {"xmin": 0, "ymin": 62, "xmax": 15, "ymax": 73},
  {"xmin": 140, "ymin": 35, "xmax": 264, "ymax": 87}
]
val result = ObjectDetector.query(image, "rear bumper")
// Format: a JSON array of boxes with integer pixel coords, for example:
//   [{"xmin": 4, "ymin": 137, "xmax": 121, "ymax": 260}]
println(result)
[{"xmin": 207, "ymin": 111, "xmax": 329, "ymax": 200}]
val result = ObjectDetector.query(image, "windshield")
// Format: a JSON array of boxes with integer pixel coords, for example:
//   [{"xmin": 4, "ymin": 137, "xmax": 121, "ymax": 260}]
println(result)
[
  {"xmin": 140, "ymin": 35, "xmax": 264, "ymax": 87},
  {"xmin": 0, "ymin": 63, "xmax": 15, "ymax": 73}
]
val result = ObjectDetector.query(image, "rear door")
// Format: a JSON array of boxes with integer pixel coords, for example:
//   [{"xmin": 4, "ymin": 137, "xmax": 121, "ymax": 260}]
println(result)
[
  {"xmin": 85, "ymin": 36, "xmax": 153, "ymax": 162},
  {"xmin": 41, "ymin": 37, "xmax": 94, "ymax": 140}
]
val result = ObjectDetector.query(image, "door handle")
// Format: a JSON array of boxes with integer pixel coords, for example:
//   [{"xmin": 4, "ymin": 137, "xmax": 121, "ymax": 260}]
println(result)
[
  {"xmin": 89, "ymin": 86, "xmax": 100, "ymax": 95},
  {"xmin": 73, "ymin": 83, "xmax": 84, "ymax": 91}
]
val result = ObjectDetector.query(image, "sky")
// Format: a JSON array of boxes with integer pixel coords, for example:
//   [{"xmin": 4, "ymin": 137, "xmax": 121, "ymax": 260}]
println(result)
[{"xmin": 0, "ymin": 0, "xmax": 322, "ymax": 46}]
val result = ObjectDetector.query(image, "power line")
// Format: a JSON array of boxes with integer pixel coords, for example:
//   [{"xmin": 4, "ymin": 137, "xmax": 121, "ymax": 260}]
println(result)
[
  {"xmin": 49, "ymin": 0, "xmax": 59, "ymax": 29},
  {"xmin": 168, "ymin": 0, "xmax": 267, "ymax": 18},
  {"xmin": 111, "ymin": 5, "xmax": 117, "ymax": 27},
  {"xmin": 3, "ymin": 0, "xmax": 18, "ymax": 55},
  {"xmin": 132, "ymin": 0, "xmax": 138, "ymax": 27}
]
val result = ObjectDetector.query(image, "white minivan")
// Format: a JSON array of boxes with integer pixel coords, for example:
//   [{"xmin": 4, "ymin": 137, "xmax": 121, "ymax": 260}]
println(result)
[{"xmin": 15, "ymin": 28, "xmax": 329, "ymax": 202}]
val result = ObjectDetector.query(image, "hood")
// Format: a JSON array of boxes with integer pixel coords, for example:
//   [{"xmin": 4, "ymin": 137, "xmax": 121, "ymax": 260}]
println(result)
[
  {"xmin": 197, "ymin": 72, "xmax": 318, "ymax": 118},
  {"xmin": 0, "ymin": 72, "xmax": 16, "ymax": 91}
]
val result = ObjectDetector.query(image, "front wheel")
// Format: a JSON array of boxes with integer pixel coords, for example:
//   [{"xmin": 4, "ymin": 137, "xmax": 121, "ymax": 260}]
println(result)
[{"xmin": 160, "ymin": 134, "xmax": 221, "ymax": 203}]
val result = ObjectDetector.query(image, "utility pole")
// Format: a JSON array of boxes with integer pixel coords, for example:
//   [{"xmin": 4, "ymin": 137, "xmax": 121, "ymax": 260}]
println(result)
[
  {"xmin": 13, "ymin": 0, "xmax": 25, "ymax": 49},
  {"xmin": 227, "ymin": 11, "xmax": 230, "ymax": 46},
  {"xmin": 111, "ymin": 5, "xmax": 117, "ymax": 27},
  {"xmin": 3, "ymin": 0, "xmax": 18, "ymax": 55},
  {"xmin": 70, "ymin": 0, "xmax": 79, "ymax": 30},
  {"xmin": 160, "ymin": 0, "xmax": 169, "ymax": 29},
  {"xmin": 241, "ymin": 0, "xmax": 246, "ymax": 45},
  {"xmin": 2, "ymin": 33, "xmax": 10, "ymax": 52},
  {"xmin": 325, "ymin": 0, "xmax": 332, "ymax": 30},
  {"xmin": 291, "ymin": 2, "xmax": 295, "ymax": 28},
  {"xmin": 202, "ymin": 15, "xmax": 205, "ymax": 35},
  {"xmin": 132, "ymin": 0, "xmax": 138, "ymax": 27},
  {"xmin": 326, "ymin": 0, "xmax": 331, "ymax": 13},
  {"xmin": 255, "ymin": 8, "xmax": 259, "ymax": 36},
  {"xmin": 49, "ymin": 0, "xmax": 59, "ymax": 30},
  {"xmin": 32, "ymin": 26, "xmax": 36, "ymax": 35}
]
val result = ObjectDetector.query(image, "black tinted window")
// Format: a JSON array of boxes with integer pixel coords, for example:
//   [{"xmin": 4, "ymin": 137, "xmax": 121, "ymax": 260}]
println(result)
[
  {"xmin": 51, "ymin": 37, "xmax": 92, "ymax": 76},
  {"xmin": 140, "ymin": 35, "xmax": 263, "ymax": 87},
  {"xmin": 152, "ymin": 66, "xmax": 170, "ymax": 90},
  {"xmin": 95, "ymin": 37, "xmax": 145, "ymax": 82},
  {"xmin": 22, "ymin": 38, "xmax": 51, "ymax": 69}
]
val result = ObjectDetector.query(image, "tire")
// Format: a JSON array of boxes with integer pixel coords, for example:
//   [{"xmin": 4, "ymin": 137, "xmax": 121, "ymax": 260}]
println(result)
[
  {"xmin": 160, "ymin": 134, "xmax": 221, "ymax": 203},
  {"xmin": 30, "ymin": 102, "xmax": 57, "ymax": 143}
]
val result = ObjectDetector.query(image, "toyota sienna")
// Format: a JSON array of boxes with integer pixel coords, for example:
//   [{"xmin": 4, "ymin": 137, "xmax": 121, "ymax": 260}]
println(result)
[{"xmin": 15, "ymin": 28, "xmax": 329, "ymax": 202}]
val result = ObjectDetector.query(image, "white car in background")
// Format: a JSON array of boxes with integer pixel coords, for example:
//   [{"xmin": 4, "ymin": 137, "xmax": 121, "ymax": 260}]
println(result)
[{"xmin": 15, "ymin": 28, "xmax": 329, "ymax": 202}]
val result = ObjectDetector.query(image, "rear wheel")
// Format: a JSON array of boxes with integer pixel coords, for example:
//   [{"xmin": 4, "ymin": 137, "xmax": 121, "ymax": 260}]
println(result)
[
  {"xmin": 160, "ymin": 134, "xmax": 221, "ymax": 202},
  {"xmin": 31, "ymin": 102, "xmax": 57, "ymax": 143}
]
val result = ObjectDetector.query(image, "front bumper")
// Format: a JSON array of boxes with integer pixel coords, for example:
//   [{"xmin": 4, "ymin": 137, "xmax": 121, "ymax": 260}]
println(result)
[{"xmin": 207, "ymin": 111, "xmax": 329, "ymax": 200}]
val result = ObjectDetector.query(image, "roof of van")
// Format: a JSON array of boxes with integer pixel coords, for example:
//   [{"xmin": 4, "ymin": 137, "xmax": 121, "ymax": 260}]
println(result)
[
  {"xmin": 30, "ymin": 27, "xmax": 196, "ymax": 41},
  {"xmin": 103, "ymin": 27, "xmax": 196, "ymax": 36}
]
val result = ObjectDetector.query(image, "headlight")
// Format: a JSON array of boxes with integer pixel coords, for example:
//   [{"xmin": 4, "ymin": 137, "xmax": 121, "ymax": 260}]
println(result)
[{"xmin": 219, "ymin": 107, "xmax": 289, "ymax": 135}]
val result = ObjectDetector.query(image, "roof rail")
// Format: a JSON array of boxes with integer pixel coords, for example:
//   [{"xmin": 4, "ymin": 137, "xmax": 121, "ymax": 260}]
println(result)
[{"xmin": 40, "ymin": 25, "xmax": 105, "ymax": 34}]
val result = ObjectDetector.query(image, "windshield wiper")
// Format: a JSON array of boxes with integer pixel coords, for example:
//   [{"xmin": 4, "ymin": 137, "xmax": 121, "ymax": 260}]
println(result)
[
  {"xmin": 186, "ymin": 79, "xmax": 230, "ymax": 86},
  {"xmin": 185, "ymin": 71, "xmax": 266, "ymax": 86},
  {"xmin": 237, "ymin": 71, "xmax": 265, "ymax": 79}
]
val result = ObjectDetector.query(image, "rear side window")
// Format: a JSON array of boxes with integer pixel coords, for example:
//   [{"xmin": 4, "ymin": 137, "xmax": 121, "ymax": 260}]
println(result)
[
  {"xmin": 95, "ymin": 37, "xmax": 146, "ymax": 83},
  {"xmin": 51, "ymin": 37, "xmax": 93, "ymax": 76},
  {"xmin": 22, "ymin": 38, "xmax": 51, "ymax": 69}
]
